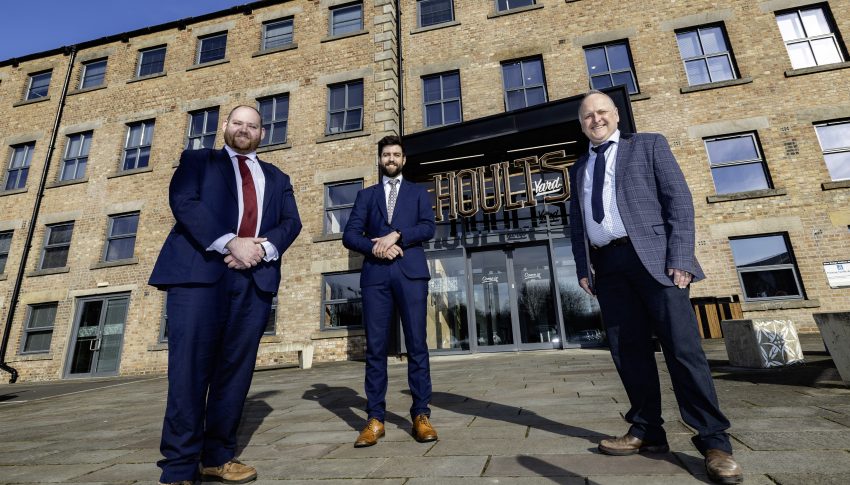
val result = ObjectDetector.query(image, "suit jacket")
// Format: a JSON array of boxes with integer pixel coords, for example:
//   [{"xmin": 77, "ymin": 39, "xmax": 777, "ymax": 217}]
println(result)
[
  {"xmin": 568, "ymin": 132, "xmax": 704, "ymax": 287},
  {"xmin": 342, "ymin": 179, "xmax": 435, "ymax": 286},
  {"xmin": 149, "ymin": 148, "xmax": 302, "ymax": 294}
]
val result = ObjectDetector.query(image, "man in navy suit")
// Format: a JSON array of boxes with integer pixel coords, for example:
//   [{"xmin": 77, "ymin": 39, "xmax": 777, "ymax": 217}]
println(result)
[
  {"xmin": 343, "ymin": 135, "xmax": 437, "ymax": 447},
  {"xmin": 149, "ymin": 105, "xmax": 301, "ymax": 485},
  {"xmin": 569, "ymin": 91, "xmax": 742, "ymax": 484}
]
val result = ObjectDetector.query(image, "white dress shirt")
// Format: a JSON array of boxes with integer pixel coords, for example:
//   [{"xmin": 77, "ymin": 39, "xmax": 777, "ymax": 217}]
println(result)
[{"xmin": 581, "ymin": 129, "xmax": 628, "ymax": 247}]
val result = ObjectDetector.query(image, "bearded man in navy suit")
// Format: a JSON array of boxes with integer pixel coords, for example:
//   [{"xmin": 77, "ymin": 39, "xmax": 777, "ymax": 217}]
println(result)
[
  {"xmin": 343, "ymin": 135, "xmax": 437, "ymax": 448},
  {"xmin": 568, "ymin": 91, "xmax": 742, "ymax": 484},
  {"xmin": 149, "ymin": 105, "xmax": 301, "ymax": 485}
]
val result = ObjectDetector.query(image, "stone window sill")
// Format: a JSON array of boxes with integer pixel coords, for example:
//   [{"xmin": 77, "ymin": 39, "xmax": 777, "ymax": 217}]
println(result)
[
  {"xmin": 822, "ymin": 180, "xmax": 850, "ymax": 190},
  {"xmin": 90, "ymin": 258, "xmax": 138, "ymax": 270},
  {"xmin": 147, "ymin": 342, "xmax": 168, "ymax": 352},
  {"xmin": 13, "ymin": 352, "xmax": 54, "ymax": 362},
  {"xmin": 411, "ymin": 21, "xmax": 460, "ymax": 35},
  {"xmin": 321, "ymin": 30, "xmax": 369, "ymax": 43},
  {"xmin": 46, "ymin": 177, "xmax": 89, "ymax": 189},
  {"xmin": 487, "ymin": 4, "xmax": 543, "ymax": 19},
  {"xmin": 28, "ymin": 266, "xmax": 70, "ymax": 277},
  {"xmin": 630, "ymin": 92, "xmax": 650, "ymax": 102},
  {"xmin": 313, "ymin": 233, "xmax": 343, "ymax": 243},
  {"xmin": 706, "ymin": 188, "xmax": 786, "ymax": 203},
  {"xmin": 186, "ymin": 58, "xmax": 230, "ymax": 72},
  {"xmin": 785, "ymin": 61, "xmax": 850, "ymax": 78},
  {"xmin": 127, "ymin": 72, "xmax": 167, "ymax": 84},
  {"xmin": 257, "ymin": 142, "xmax": 292, "ymax": 154},
  {"xmin": 252, "ymin": 43, "xmax": 298, "ymax": 58},
  {"xmin": 1, "ymin": 188, "xmax": 28, "ymax": 197},
  {"xmin": 312, "ymin": 327, "xmax": 365, "ymax": 339},
  {"xmin": 317, "ymin": 130, "xmax": 370, "ymax": 144},
  {"xmin": 741, "ymin": 298, "xmax": 820, "ymax": 312},
  {"xmin": 67, "ymin": 85, "xmax": 107, "ymax": 96},
  {"xmin": 13, "ymin": 96, "xmax": 51, "ymax": 107},
  {"xmin": 0, "ymin": 273, "xmax": 7, "ymax": 281},
  {"xmin": 680, "ymin": 77, "xmax": 753, "ymax": 94},
  {"xmin": 107, "ymin": 166, "xmax": 154, "ymax": 179}
]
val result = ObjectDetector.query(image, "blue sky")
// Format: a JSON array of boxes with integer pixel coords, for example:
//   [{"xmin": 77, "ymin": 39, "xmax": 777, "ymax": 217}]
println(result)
[{"xmin": 0, "ymin": 0, "xmax": 248, "ymax": 61}]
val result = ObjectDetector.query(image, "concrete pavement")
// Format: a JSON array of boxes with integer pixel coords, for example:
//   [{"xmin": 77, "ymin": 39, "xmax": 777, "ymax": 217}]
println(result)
[{"xmin": 1, "ymin": 335, "xmax": 849, "ymax": 484}]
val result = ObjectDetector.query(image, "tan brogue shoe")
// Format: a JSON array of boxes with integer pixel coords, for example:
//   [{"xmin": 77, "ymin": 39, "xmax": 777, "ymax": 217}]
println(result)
[
  {"xmin": 705, "ymin": 449, "xmax": 743, "ymax": 484},
  {"xmin": 412, "ymin": 414, "xmax": 438, "ymax": 443},
  {"xmin": 354, "ymin": 417, "xmax": 385, "ymax": 447},
  {"xmin": 598, "ymin": 433, "xmax": 669, "ymax": 456},
  {"xmin": 200, "ymin": 458, "xmax": 257, "ymax": 484}
]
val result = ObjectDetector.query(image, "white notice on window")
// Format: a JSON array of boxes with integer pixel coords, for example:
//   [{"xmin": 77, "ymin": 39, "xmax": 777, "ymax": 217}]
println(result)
[{"xmin": 823, "ymin": 260, "xmax": 850, "ymax": 288}]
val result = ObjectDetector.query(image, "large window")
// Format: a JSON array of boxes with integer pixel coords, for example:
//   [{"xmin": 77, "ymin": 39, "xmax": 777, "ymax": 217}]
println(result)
[
  {"xmin": 423, "ymin": 71, "xmax": 462, "ymax": 128},
  {"xmin": 501, "ymin": 58, "xmax": 547, "ymax": 111},
  {"xmin": 21, "ymin": 303, "xmax": 57, "ymax": 354},
  {"xmin": 322, "ymin": 272, "xmax": 363, "ymax": 328},
  {"xmin": 730, "ymin": 234, "xmax": 804, "ymax": 301},
  {"xmin": 40, "ymin": 222, "xmax": 74, "ymax": 270},
  {"xmin": 137, "ymin": 46, "xmax": 166, "ymax": 77},
  {"xmin": 104, "ymin": 213, "xmax": 139, "ymax": 262},
  {"xmin": 0, "ymin": 231, "xmax": 12, "ymax": 274},
  {"xmin": 5, "ymin": 142, "xmax": 34, "ymax": 191},
  {"xmin": 258, "ymin": 94, "xmax": 289, "ymax": 146},
  {"xmin": 584, "ymin": 41, "xmax": 639, "ymax": 94},
  {"xmin": 186, "ymin": 108, "xmax": 219, "ymax": 150},
  {"xmin": 265, "ymin": 297, "xmax": 277, "ymax": 335},
  {"xmin": 776, "ymin": 5, "xmax": 845, "ymax": 69},
  {"xmin": 26, "ymin": 71, "xmax": 51, "ymax": 100},
  {"xmin": 330, "ymin": 3, "xmax": 363, "ymax": 36},
  {"xmin": 815, "ymin": 120, "xmax": 850, "ymax": 181},
  {"xmin": 324, "ymin": 180, "xmax": 362, "ymax": 234},
  {"xmin": 327, "ymin": 80, "xmax": 364, "ymax": 134},
  {"xmin": 497, "ymin": 0, "xmax": 534, "ymax": 12},
  {"xmin": 418, "ymin": 0, "xmax": 454, "ymax": 28},
  {"xmin": 197, "ymin": 32, "xmax": 227, "ymax": 64},
  {"xmin": 704, "ymin": 133, "xmax": 771, "ymax": 194},
  {"xmin": 263, "ymin": 18, "xmax": 294, "ymax": 50},
  {"xmin": 676, "ymin": 25, "xmax": 737, "ymax": 85},
  {"xmin": 123, "ymin": 120, "xmax": 154, "ymax": 171},
  {"xmin": 60, "ymin": 132, "xmax": 91, "ymax": 181},
  {"xmin": 79, "ymin": 59, "xmax": 107, "ymax": 89}
]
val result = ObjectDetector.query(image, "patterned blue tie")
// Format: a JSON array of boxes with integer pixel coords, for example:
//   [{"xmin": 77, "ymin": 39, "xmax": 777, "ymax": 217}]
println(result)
[
  {"xmin": 591, "ymin": 141, "xmax": 612, "ymax": 224},
  {"xmin": 387, "ymin": 179, "xmax": 399, "ymax": 223}
]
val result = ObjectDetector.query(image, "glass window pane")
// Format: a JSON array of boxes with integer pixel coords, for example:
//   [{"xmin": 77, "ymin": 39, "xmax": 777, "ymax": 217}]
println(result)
[
  {"xmin": 824, "ymin": 152, "xmax": 850, "ymax": 181},
  {"xmin": 344, "ymin": 108, "xmax": 362, "ymax": 131},
  {"xmin": 685, "ymin": 59, "xmax": 710, "ymax": 85},
  {"xmin": 48, "ymin": 224, "xmax": 74, "ymax": 245},
  {"xmin": 199, "ymin": 35, "xmax": 227, "ymax": 63},
  {"xmin": 270, "ymin": 122, "xmax": 287, "ymax": 144},
  {"xmin": 328, "ymin": 112, "xmax": 345, "ymax": 133},
  {"xmin": 506, "ymin": 90, "xmax": 526, "ymax": 111},
  {"xmin": 425, "ymin": 104, "xmax": 443, "ymax": 127},
  {"xmin": 325, "ymin": 302, "xmax": 363, "ymax": 327},
  {"xmin": 327, "ymin": 183, "xmax": 361, "ymax": 206},
  {"xmin": 611, "ymin": 71, "xmax": 636, "ymax": 93},
  {"xmin": 777, "ymin": 12, "xmax": 805, "ymax": 41},
  {"xmin": 706, "ymin": 136, "xmax": 759, "ymax": 164},
  {"xmin": 730, "ymin": 235, "xmax": 789, "ymax": 267},
  {"xmin": 741, "ymin": 269, "xmax": 801, "ymax": 299},
  {"xmin": 811, "ymin": 37, "xmax": 842, "ymax": 65},
  {"xmin": 786, "ymin": 41, "xmax": 816, "ymax": 69},
  {"xmin": 423, "ymin": 77, "xmax": 442, "ymax": 102},
  {"xmin": 347, "ymin": 82, "xmax": 364, "ymax": 107},
  {"xmin": 325, "ymin": 208, "xmax": 352, "ymax": 234},
  {"xmin": 329, "ymin": 86, "xmax": 346, "ymax": 111},
  {"xmin": 443, "ymin": 73, "xmax": 460, "ymax": 98},
  {"xmin": 123, "ymin": 151, "xmax": 138, "ymax": 171},
  {"xmin": 699, "ymin": 27, "xmax": 727, "ymax": 54},
  {"xmin": 585, "ymin": 47, "xmax": 608, "ymax": 75},
  {"xmin": 81, "ymin": 60, "xmax": 106, "ymax": 88},
  {"xmin": 332, "ymin": 5, "xmax": 362, "ymax": 35},
  {"xmin": 127, "ymin": 124, "xmax": 143, "ymax": 148},
  {"xmin": 142, "ymin": 123, "xmax": 154, "ymax": 145},
  {"xmin": 502, "ymin": 63, "xmax": 523, "ymax": 89},
  {"xmin": 206, "ymin": 110, "xmax": 219, "ymax": 131},
  {"xmin": 444, "ymin": 100, "xmax": 461, "ymax": 124},
  {"xmin": 606, "ymin": 44, "xmax": 631, "ymax": 70},
  {"xmin": 106, "ymin": 238, "xmax": 135, "ymax": 261},
  {"xmin": 29, "ymin": 305, "xmax": 57, "ymax": 328},
  {"xmin": 800, "ymin": 8, "xmax": 831, "ymax": 37},
  {"xmin": 324, "ymin": 273, "xmax": 362, "ymax": 300},
  {"xmin": 420, "ymin": 0, "xmax": 453, "ymax": 27},
  {"xmin": 0, "ymin": 233, "xmax": 11, "ymax": 253},
  {"xmin": 24, "ymin": 331, "xmax": 52, "ymax": 352},
  {"xmin": 677, "ymin": 31, "xmax": 702, "ymax": 58},
  {"xmin": 264, "ymin": 19, "xmax": 293, "ymax": 49},
  {"xmin": 816, "ymin": 123, "xmax": 850, "ymax": 150},
  {"xmin": 80, "ymin": 134, "xmax": 92, "ymax": 156},
  {"xmin": 111, "ymin": 215, "xmax": 139, "ymax": 236},
  {"xmin": 139, "ymin": 48, "xmax": 165, "ymax": 76},
  {"xmin": 258, "ymin": 99, "xmax": 274, "ymax": 121},
  {"xmin": 275, "ymin": 96, "xmax": 289, "ymax": 120},
  {"xmin": 707, "ymin": 55, "xmax": 734, "ymax": 82},
  {"xmin": 523, "ymin": 60, "xmax": 544, "ymax": 85},
  {"xmin": 711, "ymin": 163, "xmax": 769, "ymax": 194},
  {"xmin": 190, "ymin": 113, "xmax": 205, "ymax": 135},
  {"xmin": 590, "ymin": 75, "xmax": 613, "ymax": 89},
  {"xmin": 67, "ymin": 136, "xmax": 82, "ymax": 158},
  {"xmin": 525, "ymin": 86, "xmax": 546, "ymax": 106},
  {"xmin": 42, "ymin": 247, "xmax": 69, "ymax": 269}
]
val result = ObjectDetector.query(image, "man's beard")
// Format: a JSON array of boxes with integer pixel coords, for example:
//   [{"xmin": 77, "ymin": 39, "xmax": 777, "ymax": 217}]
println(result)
[{"xmin": 379, "ymin": 163, "xmax": 401, "ymax": 178}]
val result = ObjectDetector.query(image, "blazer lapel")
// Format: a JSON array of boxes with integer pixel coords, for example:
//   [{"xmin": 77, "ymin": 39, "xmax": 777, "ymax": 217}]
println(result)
[
  {"xmin": 614, "ymin": 134, "xmax": 635, "ymax": 190},
  {"xmin": 573, "ymin": 153, "xmax": 589, "ymax": 206},
  {"xmin": 216, "ymin": 149, "xmax": 239, "ymax": 202},
  {"xmin": 375, "ymin": 182, "xmax": 389, "ymax": 223},
  {"xmin": 258, "ymin": 159, "xmax": 275, "ymax": 218}
]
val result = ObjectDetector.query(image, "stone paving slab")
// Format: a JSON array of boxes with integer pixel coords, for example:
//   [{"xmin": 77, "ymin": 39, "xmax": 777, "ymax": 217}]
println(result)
[
  {"xmin": 767, "ymin": 473, "xmax": 850, "ymax": 485},
  {"xmin": 733, "ymin": 430, "xmax": 850, "ymax": 450},
  {"xmin": 368, "ymin": 456, "xmax": 488, "ymax": 478},
  {"xmin": 0, "ymin": 464, "xmax": 109, "ymax": 483},
  {"xmin": 484, "ymin": 453, "xmax": 688, "ymax": 477}
]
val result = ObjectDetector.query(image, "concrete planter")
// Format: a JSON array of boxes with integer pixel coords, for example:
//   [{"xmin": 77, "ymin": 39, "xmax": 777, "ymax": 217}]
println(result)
[
  {"xmin": 813, "ymin": 312, "xmax": 850, "ymax": 385},
  {"xmin": 720, "ymin": 319, "xmax": 804, "ymax": 368}
]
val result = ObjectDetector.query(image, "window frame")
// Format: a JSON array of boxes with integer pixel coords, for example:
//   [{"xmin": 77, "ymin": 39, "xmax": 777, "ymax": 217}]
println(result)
[
  {"xmin": 329, "ymin": 2, "xmax": 364, "ymax": 37},
  {"xmin": 422, "ymin": 71, "xmax": 463, "ymax": 128},
  {"xmin": 496, "ymin": 0, "xmax": 535, "ymax": 12},
  {"xmin": 103, "ymin": 212, "xmax": 140, "ymax": 263},
  {"xmin": 776, "ymin": 4, "xmax": 846, "ymax": 69},
  {"xmin": 186, "ymin": 108, "xmax": 219, "ymax": 150},
  {"xmin": 79, "ymin": 58, "xmax": 107, "ymax": 89},
  {"xmin": 137, "ymin": 46, "xmax": 166, "ymax": 77},
  {"xmin": 26, "ymin": 71, "xmax": 52, "ymax": 100},
  {"xmin": 814, "ymin": 119, "xmax": 850, "ymax": 181},
  {"xmin": 321, "ymin": 271, "xmax": 364, "ymax": 330},
  {"xmin": 323, "ymin": 179, "xmax": 363, "ymax": 235},
  {"xmin": 730, "ymin": 233, "xmax": 805, "ymax": 302},
  {"xmin": 583, "ymin": 40, "xmax": 640, "ymax": 95},
  {"xmin": 196, "ymin": 32, "xmax": 228, "ymax": 64},
  {"xmin": 262, "ymin": 17, "xmax": 295, "ymax": 50},
  {"xmin": 0, "ymin": 230, "xmax": 12, "ymax": 274},
  {"xmin": 5, "ymin": 142, "xmax": 34, "ymax": 191},
  {"xmin": 326, "ymin": 80, "xmax": 364, "ymax": 134},
  {"xmin": 20, "ymin": 303, "xmax": 58, "ymax": 354},
  {"xmin": 59, "ymin": 132, "xmax": 92, "ymax": 182},
  {"xmin": 257, "ymin": 94, "xmax": 290, "ymax": 146},
  {"xmin": 159, "ymin": 293, "xmax": 169, "ymax": 343},
  {"xmin": 264, "ymin": 296, "xmax": 278, "ymax": 335},
  {"xmin": 122, "ymin": 120, "xmax": 155, "ymax": 171},
  {"xmin": 39, "ymin": 222, "xmax": 74, "ymax": 270},
  {"xmin": 417, "ymin": 0, "xmax": 455, "ymax": 28},
  {"xmin": 675, "ymin": 24, "xmax": 738, "ymax": 86},
  {"xmin": 501, "ymin": 57, "xmax": 548, "ymax": 111},
  {"xmin": 704, "ymin": 132, "xmax": 773, "ymax": 195}
]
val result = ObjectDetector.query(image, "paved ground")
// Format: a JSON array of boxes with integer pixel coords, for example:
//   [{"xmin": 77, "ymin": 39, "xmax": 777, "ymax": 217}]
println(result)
[{"xmin": 1, "ymin": 336, "xmax": 849, "ymax": 485}]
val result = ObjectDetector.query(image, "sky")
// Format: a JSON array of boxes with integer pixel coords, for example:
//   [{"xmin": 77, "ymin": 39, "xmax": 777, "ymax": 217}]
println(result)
[{"xmin": 0, "ymin": 0, "xmax": 248, "ymax": 61}]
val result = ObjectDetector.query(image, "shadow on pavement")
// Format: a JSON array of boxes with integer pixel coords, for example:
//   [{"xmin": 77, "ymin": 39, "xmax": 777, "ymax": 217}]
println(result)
[
  {"xmin": 237, "ymin": 390, "xmax": 278, "ymax": 454},
  {"xmin": 301, "ymin": 383, "xmax": 410, "ymax": 431}
]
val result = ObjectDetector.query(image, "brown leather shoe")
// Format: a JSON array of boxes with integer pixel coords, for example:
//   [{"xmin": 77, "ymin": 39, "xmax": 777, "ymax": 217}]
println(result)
[
  {"xmin": 354, "ymin": 417, "xmax": 385, "ymax": 447},
  {"xmin": 412, "ymin": 414, "xmax": 438, "ymax": 442},
  {"xmin": 705, "ymin": 449, "xmax": 743, "ymax": 484},
  {"xmin": 598, "ymin": 433, "xmax": 669, "ymax": 456},
  {"xmin": 200, "ymin": 458, "xmax": 257, "ymax": 484}
]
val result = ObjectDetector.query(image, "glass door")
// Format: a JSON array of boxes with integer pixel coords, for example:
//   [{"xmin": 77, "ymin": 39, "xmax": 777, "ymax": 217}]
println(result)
[
  {"xmin": 66, "ymin": 294, "xmax": 129, "ymax": 378},
  {"xmin": 512, "ymin": 245, "xmax": 559, "ymax": 349},
  {"xmin": 470, "ymin": 249, "xmax": 515, "ymax": 350}
]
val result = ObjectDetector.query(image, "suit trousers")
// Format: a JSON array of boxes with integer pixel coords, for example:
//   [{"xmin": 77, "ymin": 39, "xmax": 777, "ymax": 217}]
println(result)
[
  {"xmin": 591, "ymin": 241, "xmax": 732, "ymax": 454},
  {"xmin": 158, "ymin": 269, "xmax": 272, "ymax": 482},
  {"xmin": 361, "ymin": 262, "xmax": 432, "ymax": 421}
]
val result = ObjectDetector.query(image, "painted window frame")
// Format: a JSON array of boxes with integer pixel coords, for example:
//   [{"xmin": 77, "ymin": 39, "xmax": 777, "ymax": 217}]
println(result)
[
  {"xmin": 5, "ymin": 142, "xmax": 34, "ymax": 191},
  {"xmin": 20, "ymin": 303, "xmax": 57, "ymax": 354},
  {"xmin": 323, "ymin": 179, "xmax": 363, "ymax": 235},
  {"xmin": 704, "ymin": 132, "xmax": 773, "ymax": 195},
  {"xmin": 422, "ymin": 71, "xmax": 463, "ymax": 128}
]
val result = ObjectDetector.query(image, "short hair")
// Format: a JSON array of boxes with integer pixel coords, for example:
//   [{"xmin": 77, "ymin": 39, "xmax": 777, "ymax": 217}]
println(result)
[
  {"xmin": 227, "ymin": 105, "xmax": 263, "ymax": 125},
  {"xmin": 378, "ymin": 135, "xmax": 404, "ymax": 157},
  {"xmin": 577, "ymin": 89, "xmax": 615, "ymax": 117}
]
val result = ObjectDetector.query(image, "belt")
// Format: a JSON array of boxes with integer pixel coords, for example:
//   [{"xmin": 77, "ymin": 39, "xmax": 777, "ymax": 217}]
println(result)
[{"xmin": 591, "ymin": 236, "xmax": 629, "ymax": 251}]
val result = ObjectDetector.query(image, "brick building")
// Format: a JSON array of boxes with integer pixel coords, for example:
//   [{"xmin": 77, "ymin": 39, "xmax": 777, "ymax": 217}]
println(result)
[{"xmin": 0, "ymin": 0, "xmax": 848, "ymax": 382}]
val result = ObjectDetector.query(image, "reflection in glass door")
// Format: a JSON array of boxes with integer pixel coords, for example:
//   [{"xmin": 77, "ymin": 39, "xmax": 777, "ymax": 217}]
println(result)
[
  {"xmin": 471, "ymin": 250, "xmax": 514, "ymax": 348},
  {"xmin": 552, "ymin": 239, "xmax": 605, "ymax": 346},
  {"xmin": 427, "ymin": 249, "xmax": 470, "ymax": 351},
  {"xmin": 67, "ymin": 294, "xmax": 129, "ymax": 377},
  {"xmin": 512, "ymin": 245, "xmax": 558, "ymax": 346}
]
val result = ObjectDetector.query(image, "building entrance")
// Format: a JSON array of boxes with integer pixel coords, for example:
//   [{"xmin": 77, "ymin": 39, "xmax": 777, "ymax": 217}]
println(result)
[{"xmin": 65, "ymin": 294, "xmax": 129, "ymax": 378}]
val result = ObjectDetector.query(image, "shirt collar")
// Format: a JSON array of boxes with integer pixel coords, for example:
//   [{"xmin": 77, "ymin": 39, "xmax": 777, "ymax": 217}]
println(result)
[
  {"xmin": 383, "ymin": 174, "xmax": 403, "ymax": 186},
  {"xmin": 224, "ymin": 145, "xmax": 257, "ymax": 163},
  {"xmin": 588, "ymin": 129, "xmax": 621, "ymax": 155}
]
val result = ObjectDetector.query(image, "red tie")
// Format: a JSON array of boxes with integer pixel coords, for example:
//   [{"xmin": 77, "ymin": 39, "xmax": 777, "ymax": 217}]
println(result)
[{"xmin": 236, "ymin": 155, "xmax": 257, "ymax": 237}]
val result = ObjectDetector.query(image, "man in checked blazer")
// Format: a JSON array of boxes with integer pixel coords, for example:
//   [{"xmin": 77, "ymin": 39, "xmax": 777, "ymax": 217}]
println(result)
[
  {"xmin": 343, "ymin": 135, "xmax": 437, "ymax": 448},
  {"xmin": 568, "ymin": 91, "xmax": 742, "ymax": 484}
]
